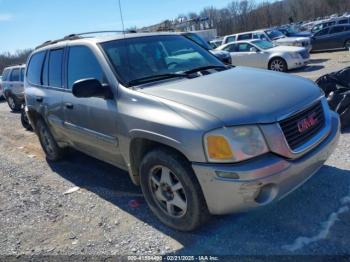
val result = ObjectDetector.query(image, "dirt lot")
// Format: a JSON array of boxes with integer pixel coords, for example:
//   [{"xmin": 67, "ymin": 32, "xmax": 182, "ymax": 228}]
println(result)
[{"xmin": 0, "ymin": 50, "xmax": 350, "ymax": 258}]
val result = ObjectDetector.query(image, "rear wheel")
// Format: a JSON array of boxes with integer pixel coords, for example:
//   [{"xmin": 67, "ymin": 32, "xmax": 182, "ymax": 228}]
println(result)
[
  {"xmin": 269, "ymin": 58, "xmax": 287, "ymax": 72},
  {"xmin": 21, "ymin": 106, "xmax": 33, "ymax": 131},
  {"xmin": 36, "ymin": 119, "xmax": 65, "ymax": 161},
  {"xmin": 7, "ymin": 95, "xmax": 21, "ymax": 111},
  {"xmin": 345, "ymin": 40, "xmax": 350, "ymax": 50},
  {"xmin": 139, "ymin": 148, "xmax": 210, "ymax": 231}
]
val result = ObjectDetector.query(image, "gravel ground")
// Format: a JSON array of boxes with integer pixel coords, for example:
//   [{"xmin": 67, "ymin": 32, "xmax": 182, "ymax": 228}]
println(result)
[{"xmin": 0, "ymin": 51, "xmax": 350, "ymax": 258}]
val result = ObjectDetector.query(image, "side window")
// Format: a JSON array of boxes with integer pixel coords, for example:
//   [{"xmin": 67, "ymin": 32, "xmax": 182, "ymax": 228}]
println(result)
[
  {"xmin": 236, "ymin": 43, "xmax": 252, "ymax": 52},
  {"xmin": 67, "ymin": 46, "xmax": 106, "ymax": 89},
  {"xmin": 330, "ymin": 26, "xmax": 345, "ymax": 34},
  {"xmin": 10, "ymin": 69, "xmax": 20, "ymax": 82},
  {"xmin": 223, "ymin": 44, "xmax": 236, "ymax": 52},
  {"xmin": 48, "ymin": 49, "xmax": 64, "ymax": 88},
  {"xmin": 27, "ymin": 51, "xmax": 46, "ymax": 85},
  {"xmin": 20, "ymin": 68, "xmax": 25, "ymax": 81},
  {"xmin": 237, "ymin": 34, "xmax": 252, "ymax": 41},
  {"xmin": 315, "ymin": 28, "xmax": 329, "ymax": 37},
  {"xmin": 226, "ymin": 36, "xmax": 236, "ymax": 43},
  {"xmin": 338, "ymin": 19, "xmax": 348, "ymax": 24}
]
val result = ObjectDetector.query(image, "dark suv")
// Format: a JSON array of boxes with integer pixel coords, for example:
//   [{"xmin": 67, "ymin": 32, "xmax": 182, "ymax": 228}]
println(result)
[{"xmin": 25, "ymin": 32, "xmax": 339, "ymax": 231}]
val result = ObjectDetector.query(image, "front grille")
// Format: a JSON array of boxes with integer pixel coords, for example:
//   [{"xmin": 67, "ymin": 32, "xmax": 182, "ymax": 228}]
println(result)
[
  {"xmin": 299, "ymin": 50, "xmax": 310, "ymax": 59},
  {"xmin": 279, "ymin": 102, "xmax": 325, "ymax": 151}
]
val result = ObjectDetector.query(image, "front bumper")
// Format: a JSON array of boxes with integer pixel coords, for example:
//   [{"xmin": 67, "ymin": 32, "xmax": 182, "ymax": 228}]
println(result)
[
  {"xmin": 192, "ymin": 112, "xmax": 340, "ymax": 215},
  {"xmin": 287, "ymin": 57, "xmax": 309, "ymax": 70}
]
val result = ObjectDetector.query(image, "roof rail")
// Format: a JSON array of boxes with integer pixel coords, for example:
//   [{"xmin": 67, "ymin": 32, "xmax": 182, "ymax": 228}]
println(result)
[{"xmin": 35, "ymin": 30, "xmax": 136, "ymax": 50}]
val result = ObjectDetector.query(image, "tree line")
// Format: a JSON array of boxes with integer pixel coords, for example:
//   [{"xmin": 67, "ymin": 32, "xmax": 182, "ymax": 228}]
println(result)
[
  {"xmin": 153, "ymin": 0, "xmax": 350, "ymax": 36},
  {"xmin": 0, "ymin": 49, "xmax": 32, "ymax": 74}
]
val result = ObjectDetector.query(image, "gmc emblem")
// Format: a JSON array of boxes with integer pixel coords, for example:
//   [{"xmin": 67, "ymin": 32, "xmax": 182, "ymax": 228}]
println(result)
[{"xmin": 297, "ymin": 112, "xmax": 318, "ymax": 133}]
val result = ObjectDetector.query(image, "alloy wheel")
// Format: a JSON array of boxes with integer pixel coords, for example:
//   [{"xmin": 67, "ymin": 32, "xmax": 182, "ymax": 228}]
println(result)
[
  {"xmin": 148, "ymin": 165, "xmax": 187, "ymax": 218},
  {"xmin": 270, "ymin": 59, "xmax": 285, "ymax": 72},
  {"xmin": 39, "ymin": 125, "xmax": 55, "ymax": 156}
]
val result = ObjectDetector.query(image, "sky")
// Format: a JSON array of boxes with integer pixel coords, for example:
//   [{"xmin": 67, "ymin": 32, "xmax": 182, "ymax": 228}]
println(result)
[{"xmin": 0, "ymin": 0, "xmax": 239, "ymax": 53}]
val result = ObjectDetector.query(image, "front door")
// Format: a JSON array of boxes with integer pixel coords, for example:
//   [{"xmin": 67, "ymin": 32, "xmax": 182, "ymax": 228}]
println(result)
[{"xmin": 62, "ymin": 45, "xmax": 123, "ymax": 166}]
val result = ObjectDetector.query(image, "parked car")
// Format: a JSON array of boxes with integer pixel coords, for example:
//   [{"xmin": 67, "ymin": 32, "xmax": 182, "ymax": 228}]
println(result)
[
  {"xmin": 217, "ymin": 39, "xmax": 309, "ymax": 72},
  {"xmin": 181, "ymin": 32, "xmax": 232, "ymax": 64},
  {"xmin": 1, "ymin": 65, "xmax": 26, "ymax": 111},
  {"xmin": 222, "ymin": 29, "xmax": 312, "ymax": 52},
  {"xmin": 311, "ymin": 24, "xmax": 350, "ymax": 52},
  {"xmin": 0, "ymin": 76, "xmax": 3, "ymax": 99},
  {"xmin": 25, "ymin": 32, "xmax": 339, "ymax": 231},
  {"xmin": 311, "ymin": 17, "xmax": 350, "ymax": 34}
]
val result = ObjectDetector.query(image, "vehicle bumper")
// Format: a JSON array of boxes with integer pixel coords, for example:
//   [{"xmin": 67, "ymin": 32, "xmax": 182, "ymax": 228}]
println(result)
[
  {"xmin": 287, "ymin": 57, "xmax": 309, "ymax": 70},
  {"xmin": 192, "ymin": 112, "xmax": 340, "ymax": 215}
]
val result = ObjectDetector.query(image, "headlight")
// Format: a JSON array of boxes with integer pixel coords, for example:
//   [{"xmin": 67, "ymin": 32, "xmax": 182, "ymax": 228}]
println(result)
[
  {"xmin": 204, "ymin": 126, "xmax": 268, "ymax": 163},
  {"xmin": 289, "ymin": 52, "xmax": 301, "ymax": 59}
]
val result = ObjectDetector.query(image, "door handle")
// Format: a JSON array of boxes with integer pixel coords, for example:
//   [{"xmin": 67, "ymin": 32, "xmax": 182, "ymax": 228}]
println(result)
[
  {"xmin": 65, "ymin": 103, "xmax": 74, "ymax": 109},
  {"xmin": 36, "ymin": 96, "xmax": 43, "ymax": 102}
]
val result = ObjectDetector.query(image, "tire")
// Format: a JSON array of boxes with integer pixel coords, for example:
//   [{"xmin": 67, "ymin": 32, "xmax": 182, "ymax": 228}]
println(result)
[
  {"xmin": 21, "ymin": 106, "xmax": 33, "ymax": 131},
  {"xmin": 269, "ymin": 57, "xmax": 288, "ymax": 72},
  {"xmin": 36, "ymin": 119, "xmax": 65, "ymax": 161},
  {"xmin": 345, "ymin": 40, "xmax": 350, "ymax": 50},
  {"xmin": 7, "ymin": 95, "xmax": 21, "ymax": 112},
  {"xmin": 139, "ymin": 148, "xmax": 210, "ymax": 231}
]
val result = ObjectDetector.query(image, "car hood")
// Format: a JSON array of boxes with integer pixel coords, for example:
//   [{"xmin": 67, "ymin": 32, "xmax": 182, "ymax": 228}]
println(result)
[
  {"xmin": 275, "ymin": 36, "xmax": 310, "ymax": 43},
  {"xmin": 267, "ymin": 45, "xmax": 306, "ymax": 53},
  {"xmin": 290, "ymin": 32, "xmax": 312, "ymax": 37},
  {"xmin": 139, "ymin": 67, "xmax": 322, "ymax": 126}
]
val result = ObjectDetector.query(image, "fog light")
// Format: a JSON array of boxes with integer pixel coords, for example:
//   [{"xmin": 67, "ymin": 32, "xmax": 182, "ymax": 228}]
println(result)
[{"xmin": 215, "ymin": 171, "xmax": 240, "ymax": 179}]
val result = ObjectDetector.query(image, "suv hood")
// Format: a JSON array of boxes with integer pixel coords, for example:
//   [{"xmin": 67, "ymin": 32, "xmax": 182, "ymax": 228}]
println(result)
[
  {"xmin": 268, "ymin": 45, "xmax": 306, "ymax": 53},
  {"xmin": 139, "ymin": 67, "xmax": 322, "ymax": 126}
]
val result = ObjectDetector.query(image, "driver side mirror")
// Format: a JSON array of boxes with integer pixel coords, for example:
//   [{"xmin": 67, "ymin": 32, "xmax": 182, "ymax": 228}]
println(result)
[
  {"xmin": 72, "ymin": 78, "xmax": 113, "ymax": 99},
  {"xmin": 250, "ymin": 47, "xmax": 259, "ymax": 53}
]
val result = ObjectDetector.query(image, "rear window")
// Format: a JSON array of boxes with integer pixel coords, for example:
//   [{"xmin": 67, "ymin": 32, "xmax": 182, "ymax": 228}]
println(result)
[
  {"xmin": 27, "ymin": 51, "xmax": 46, "ymax": 85},
  {"xmin": 10, "ymin": 69, "xmax": 20, "ymax": 81},
  {"xmin": 48, "ymin": 49, "xmax": 64, "ymax": 88}
]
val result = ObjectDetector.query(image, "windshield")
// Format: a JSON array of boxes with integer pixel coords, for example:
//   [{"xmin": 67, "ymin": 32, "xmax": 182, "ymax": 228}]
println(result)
[
  {"xmin": 183, "ymin": 33, "xmax": 213, "ymax": 50},
  {"xmin": 265, "ymin": 30, "xmax": 284, "ymax": 40},
  {"xmin": 101, "ymin": 35, "xmax": 224, "ymax": 86},
  {"xmin": 252, "ymin": 40, "xmax": 274, "ymax": 50}
]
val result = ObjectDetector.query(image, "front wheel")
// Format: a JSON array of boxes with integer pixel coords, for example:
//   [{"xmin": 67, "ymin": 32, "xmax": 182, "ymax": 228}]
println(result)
[
  {"xmin": 269, "ymin": 58, "xmax": 287, "ymax": 72},
  {"xmin": 21, "ymin": 106, "xmax": 33, "ymax": 131},
  {"xmin": 140, "ymin": 148, "xmax": 210, "ymax": 231},
  {"xmin": 36, "ymin": 119, "xmax": 65, "ymax": 161}
]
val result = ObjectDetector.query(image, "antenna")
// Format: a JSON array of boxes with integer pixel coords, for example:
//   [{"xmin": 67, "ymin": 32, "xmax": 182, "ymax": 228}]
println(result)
[{"xmin": 118, "ymin": 0, "xmax": 126, "ymax": 37}]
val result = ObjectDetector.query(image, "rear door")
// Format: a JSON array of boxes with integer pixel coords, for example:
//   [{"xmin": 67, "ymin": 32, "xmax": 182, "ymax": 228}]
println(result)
[
  {"xmin": 61, "ymin": 45, "xmax": 122, "ymax": 166},
  {"xmin": 312, "ymin": 28, "xmax": 330, "ymax": 50},
  {"xmin": 328, "ymin": 26, "xmax": 346, "ymax": 48},
  {"xmin": 232, "ymin": 43, "xmax": 265, "ymax": 68}
]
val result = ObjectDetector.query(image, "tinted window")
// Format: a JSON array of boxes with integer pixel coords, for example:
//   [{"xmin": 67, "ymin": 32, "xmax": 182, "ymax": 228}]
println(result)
[
  {"xmin": 48, "ymin": 49, "xmax": 64, "ymax": 87},
  {"xmin": 20, "ymin": 68, "xmax": 25, "ymax": 81},
  {"xmin": 315, "ymin": 28, "xmax": 329, "ymax": 36},
  {"xmin": 27, "ymin": 51, "xmax": 46, "ymax": 85},
  {"xmin": 223, "ymin": 44, "xmax": 236, "ymax": 52},
  {"xmin": 10, "ymin": 69, "xmax": 20, "ymax": 81},
  {"xmin": 338, "ymin": 19, "xmax": 348, "ymax": 24},
  {"xmin": 330, "ymin": 26, "xmax": 345, "ymax": 34},
  {"xmin": 236, "ymin": 43, "xmax": 253, "ymax": 52},
  {"xmin": 68, "ymin": 46, "xmax": 105, "ymax": 89},
  {"xmin": 237, "ymin": 34, "xmax": 252, "ymax": 41}
]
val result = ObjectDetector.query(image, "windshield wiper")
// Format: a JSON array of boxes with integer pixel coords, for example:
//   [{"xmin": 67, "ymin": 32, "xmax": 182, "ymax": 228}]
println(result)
[
  {"xmin": 127, "ymin": 73, "xmax": 190, "ymax": 86},
  {"xmin": 184, "ymin": 65, "xmax": 228, "ymax": 75}
]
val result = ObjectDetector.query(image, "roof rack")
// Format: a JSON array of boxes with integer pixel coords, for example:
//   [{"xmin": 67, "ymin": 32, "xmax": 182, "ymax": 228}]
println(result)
[{"xmin": 35, "ymin": 30, "xmax": 136, "ymax": 50}]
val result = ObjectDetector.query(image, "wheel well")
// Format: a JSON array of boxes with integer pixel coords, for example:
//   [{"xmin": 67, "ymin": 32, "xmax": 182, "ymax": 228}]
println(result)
[
  {"xmin": 26, "ymin": 109, "xmax": 44, "ymax": 132},
  {"xmin": 129, "ymin": 138, "xmax": 189, "ymax": 185},
  {"xmin": 268, "ymin": 56, "xmax": 287, "ymax": 69}
]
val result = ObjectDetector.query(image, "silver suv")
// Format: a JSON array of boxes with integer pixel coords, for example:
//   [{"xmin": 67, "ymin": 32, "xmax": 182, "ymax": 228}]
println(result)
[
  {"xmin": 2, "ymin": 64, "xmax": 26, "ymax": 111},
  {"xmin": 25, "ymin": 32, "xmax": 340, "ymax": 231}
]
